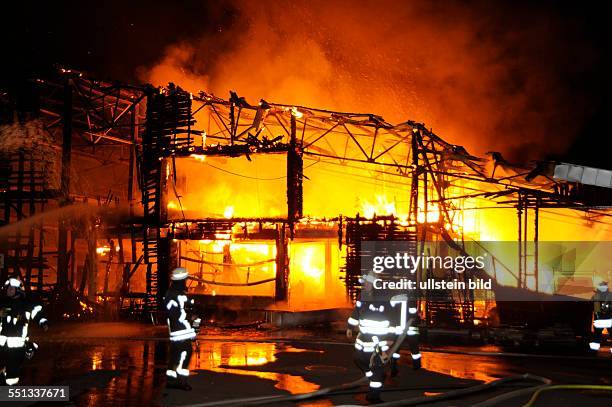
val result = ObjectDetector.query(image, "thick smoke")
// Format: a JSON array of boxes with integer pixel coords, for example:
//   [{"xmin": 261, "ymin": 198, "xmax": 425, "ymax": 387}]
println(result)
[{"xmin": 140, "ymin": 0, "xmax": 601, "ymax": 163}]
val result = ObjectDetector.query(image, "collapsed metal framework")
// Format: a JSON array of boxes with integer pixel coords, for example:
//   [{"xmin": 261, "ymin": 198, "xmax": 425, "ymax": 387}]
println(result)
[
  {"xmin": 2, "ymin": 70, "xmax": 611, "ymax": 323},
  {"xmin": 143, "ymin": 85, "xmax": 611, "ymax": 324}
]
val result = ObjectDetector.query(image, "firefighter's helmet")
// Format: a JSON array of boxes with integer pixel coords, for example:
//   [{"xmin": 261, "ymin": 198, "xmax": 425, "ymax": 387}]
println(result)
[
  {"xmin": 171, "ymin": 267, "xmax": 189, "ymax": 281},
  {"xmin": 4, "ymin": 277, "xmax": 23, "ymax": 289}
]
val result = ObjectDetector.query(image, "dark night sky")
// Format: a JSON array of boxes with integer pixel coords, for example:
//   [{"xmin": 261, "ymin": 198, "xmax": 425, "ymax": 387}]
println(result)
[{"xmin": 2, "ymin": 0, "xmax": 611, "ymax": 169}]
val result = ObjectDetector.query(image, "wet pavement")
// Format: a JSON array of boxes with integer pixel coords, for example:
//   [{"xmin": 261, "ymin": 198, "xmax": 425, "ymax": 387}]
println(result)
[{"xmin": 11, "ymin": 323, "xmax": 612, "ymax": 406}]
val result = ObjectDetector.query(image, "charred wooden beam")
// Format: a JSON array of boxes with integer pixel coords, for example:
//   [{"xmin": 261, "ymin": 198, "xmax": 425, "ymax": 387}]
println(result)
[
  {"xmin": 287, "ymin": 113, "xmax": 303, "ymax": 237},
  {"xmin": 57, "ymin": 76, "xmax": 74, "ymax": 290},
  {"xmin": 274, "ymin": 224, "xmax": 289, "ymax": 302}
]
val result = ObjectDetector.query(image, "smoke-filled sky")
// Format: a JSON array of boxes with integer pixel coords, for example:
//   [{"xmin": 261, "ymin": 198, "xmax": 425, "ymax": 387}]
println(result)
[{"xmin": 4, "ymin": 0, "xmax": 611, "ymax": 167}]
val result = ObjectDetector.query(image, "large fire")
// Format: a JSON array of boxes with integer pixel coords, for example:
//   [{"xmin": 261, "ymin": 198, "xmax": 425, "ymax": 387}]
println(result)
[
  {"xmin": 159, "ymin": 94, "xmax": 612, "ymax": 312},
  {"xmin": 1, "ymin": 2, "xmax": 608, "ymax": 340},
  {"xmin": 183, "ymin": 237, "xmax": 346, "ymax": 310},
  {"xmin": 110, "ymin": 0, "xmax": 612, "ymax": 316}
]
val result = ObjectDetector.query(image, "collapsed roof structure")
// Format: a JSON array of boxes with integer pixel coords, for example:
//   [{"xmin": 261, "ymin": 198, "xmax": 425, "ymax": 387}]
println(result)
[{"xmin": 1, "ymin": 69, "xmax": 611, "ymax": 328}]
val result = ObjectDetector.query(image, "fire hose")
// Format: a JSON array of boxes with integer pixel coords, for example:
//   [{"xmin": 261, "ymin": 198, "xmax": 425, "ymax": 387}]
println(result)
[
  {"xmin": 165, "ymin": 339, "xmax": 612, "ymax": 407},
  {"xmin": 170, "ymin": 328, "xmax": 606, "ymax": 406},
  {"xmin": 176, "ymin": 373, "xmax": 553, "ymax": 407},
  {"xmin": 522, "ymin": 385, "xmax": 612, "ymax": 407},
  {"xmin": 370, "ymin": 374, "xmax": 551, "ymax": 407},
  {"xmin": 367, "ymin": 317, "xmax": 410, "ymax": 375},
  {"xmin": 178, "ymin": 321, "xmax": 545, "ymax": 407}
]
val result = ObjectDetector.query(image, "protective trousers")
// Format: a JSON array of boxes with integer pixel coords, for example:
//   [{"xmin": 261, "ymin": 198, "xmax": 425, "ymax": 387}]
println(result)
[
  {"xmin": 167, "ymin": 339, "xmax": 193, "ymax": 382},
  {"xmin": 0, "ymin": 344, "xmax": 26, "ymax": 385},
  {"xmin": 391, "ymin": 335, "xmax": 422, "ymax": 368},
  {"xmin": 354, "ymin": 347, "xmax": 385, "ymax": 396},
  {"xmin": 589, "ymin": 317, "xmax": 611, "ymax": 351}
]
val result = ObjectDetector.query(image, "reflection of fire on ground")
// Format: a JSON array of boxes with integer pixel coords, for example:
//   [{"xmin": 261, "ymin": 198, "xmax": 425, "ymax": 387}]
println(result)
[
  {"xmin": 193, "ymin": 342, "xmax": 321, "ymax": 394},
  {"xmin": 417, "ymin": 349, "xmax": 503, "ymax": 383}
]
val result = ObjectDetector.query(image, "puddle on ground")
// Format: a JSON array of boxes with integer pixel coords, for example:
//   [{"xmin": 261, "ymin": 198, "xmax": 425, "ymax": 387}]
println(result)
[
  {"xmin": 193, "ymin": 341, "xmax": 322, "ymax": 394},
  {"xmin": 25, "ymin": 337, "xmax": 331, "ymax": 406},
  {"xmin": 414, "ymin": 350, "xmax": 505, "ymax": 383},
  {"xmin": 22, "ymin": 326, "xmax": 560, "ymax": 407}
]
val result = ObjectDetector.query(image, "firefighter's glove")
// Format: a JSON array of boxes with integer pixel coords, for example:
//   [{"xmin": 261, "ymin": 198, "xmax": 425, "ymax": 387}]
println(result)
[{"xmin": 25, "ymin": 342, "xmax": 38, "ymax": 360}]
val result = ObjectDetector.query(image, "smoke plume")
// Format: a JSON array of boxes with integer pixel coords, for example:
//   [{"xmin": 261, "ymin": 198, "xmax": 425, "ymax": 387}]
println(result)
[{"xmin": 140, "ymin": 0, "xmax": 602, "ymax": 163}]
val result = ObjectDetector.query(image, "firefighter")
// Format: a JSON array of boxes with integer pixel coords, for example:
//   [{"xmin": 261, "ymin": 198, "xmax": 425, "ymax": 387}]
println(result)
[
  {"xmin": 589, "ymin": 281, "xmax": 611, "ymax": 352},
  {"xmin": 0, "ymin": 277, "xmax": 48, "ymax": 385},
  {"xmin": 165, "ymin": 267, "xmax": 201, "ymax": 391},
  {"xmin": 347, "ymin": 277, "xmax": 400, "ymax": 403},
  {"xmin": 389, "ymin": 294, "xmax": 422, "ymax": 377}
]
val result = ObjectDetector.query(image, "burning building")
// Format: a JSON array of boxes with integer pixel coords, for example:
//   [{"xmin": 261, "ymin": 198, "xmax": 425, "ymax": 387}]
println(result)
[{"xmin": 1, "ymin": 69, "xmax": 611, "ymax": 336}]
